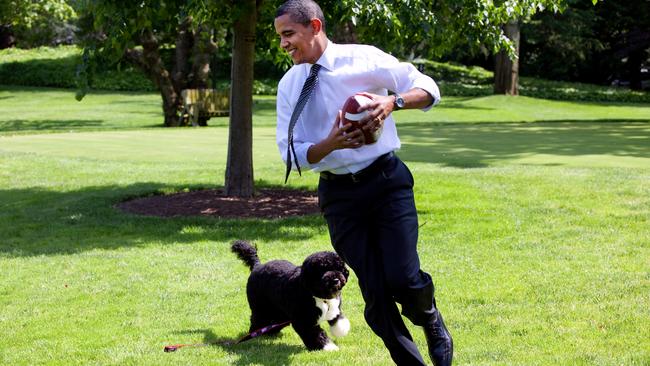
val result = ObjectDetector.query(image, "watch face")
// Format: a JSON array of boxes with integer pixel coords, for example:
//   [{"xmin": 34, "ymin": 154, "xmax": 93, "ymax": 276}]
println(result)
[{"xmin": 395, "ymin": 95, "xmax": 405, "ymax": 109}]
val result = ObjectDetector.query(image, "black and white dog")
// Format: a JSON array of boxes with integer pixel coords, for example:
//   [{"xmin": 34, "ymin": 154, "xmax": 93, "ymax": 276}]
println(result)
[{"xmin": 231, "ymin": 240, "xmax": 351, "ymax": 351}]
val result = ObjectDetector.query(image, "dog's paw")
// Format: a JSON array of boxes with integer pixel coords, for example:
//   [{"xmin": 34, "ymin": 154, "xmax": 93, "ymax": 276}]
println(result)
[
  {"xmin": 323, "ymin": 341, "xmax": 339, "ymax": 351},
  {"xmin": 330, "ymin": 316, "xmax": 350, "ymax": 338}
]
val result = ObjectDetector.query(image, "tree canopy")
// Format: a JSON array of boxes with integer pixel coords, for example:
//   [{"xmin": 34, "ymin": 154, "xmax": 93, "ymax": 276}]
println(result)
[
  {"xmin": 0, "ymin": 0, "xmax": 77, "ymax": 47},
  {"xmin": 73, "ymin": 0, "xmax": 604, "ymax": 196}
]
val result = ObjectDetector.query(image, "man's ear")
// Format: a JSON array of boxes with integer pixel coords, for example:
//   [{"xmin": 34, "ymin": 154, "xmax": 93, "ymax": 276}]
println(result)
[{"xmin": 310, "ymin": 18, "xmax": 323, "ymax": 34}]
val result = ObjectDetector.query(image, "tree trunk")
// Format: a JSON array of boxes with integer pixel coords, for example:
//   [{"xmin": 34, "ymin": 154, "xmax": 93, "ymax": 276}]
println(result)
[
  {"xmin": 172, "ymin": 16, "xmax": 193, "ymax": 93},
  {"xmin": 126, "ymin": 30, "xmax": 181, "ymax": 127},
  {"xmin": 627, "ymin": 48, "xmax": 644, "ymax": 91},
  {"xmin": 332, "ymin": 20, "xmax": 357, "ymax": 44},
  {"xmin": 225, "ymin": 0, "xmax": 256, "ymax": 197},
  {"xmin": 494, "ymin": 20, "xmax": 520, "ymax": 95},
  {"xmin": 191, "ymin": 23, "xmax": 217, "ymax": 89}
]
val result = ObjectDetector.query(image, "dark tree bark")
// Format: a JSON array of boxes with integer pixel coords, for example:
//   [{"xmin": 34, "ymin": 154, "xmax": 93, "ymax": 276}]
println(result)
[
  {"xmin": 123, "ymin": 17, "xmax": 222, "ymax": 127},
  {"xmin": 623, "ymin": 29, "xmax": 650, "ymax": 91},
  {"xmin": 190, "ymin": 24, "xmax": 218, "ymax": 126},
  {"xmin": 172, "ymin": 16, "xmax": 194, "ymax": 93},
  {"xmin": 137, "ymin": 29, "xmax": 181, "ymax": 127},
  {"xmin": 225, "ymin": 0, "xmax": 256, "ymax": 197},
  {"xmin": 332, "ymin": 20, "xmax": 358, "ymax": 44},
  {"xmin": 494, "ymin": 20, "xmax": 521, "ymax": 95},
  {"xmin": 190, "ymin": 23, "xmax": 217, "ymax": 89}
]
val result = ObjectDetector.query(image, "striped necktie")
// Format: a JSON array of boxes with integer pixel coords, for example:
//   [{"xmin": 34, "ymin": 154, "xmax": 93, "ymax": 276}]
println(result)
[{"xmin": 285, "ymin": 63, "xmax": 322, "ymax": 183}]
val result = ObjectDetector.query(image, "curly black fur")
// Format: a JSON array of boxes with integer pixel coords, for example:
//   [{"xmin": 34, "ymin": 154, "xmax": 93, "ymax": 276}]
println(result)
[
  {"xmin": 231, "ymin": 240, "xmax": 351, "ymax": 351},
  {"xmin": 231, "ymin": 240, "xmax": 260, "ymax": 270}
]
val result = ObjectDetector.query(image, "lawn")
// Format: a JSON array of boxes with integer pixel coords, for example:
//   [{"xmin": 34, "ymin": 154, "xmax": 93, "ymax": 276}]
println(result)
[{"xmin": 1, "ymin": 86, "xmax": 649, "ymax": 365}]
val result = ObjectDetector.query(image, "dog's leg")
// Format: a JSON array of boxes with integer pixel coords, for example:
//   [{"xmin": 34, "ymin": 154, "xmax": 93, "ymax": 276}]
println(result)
[
  {"xmin": 328, "ymin": 313, "xmax": 350, "ymax": 338},
  {"xmin": 292, "ymin": 321, "xmax": 337, "ymax": 351},
  {"xmin": 249, "ymin": 304, "xmax": 286, "ymax": 335},
  {"xmin": 327, "ymin": 295, "xmax": 350, "ymax": 338}
]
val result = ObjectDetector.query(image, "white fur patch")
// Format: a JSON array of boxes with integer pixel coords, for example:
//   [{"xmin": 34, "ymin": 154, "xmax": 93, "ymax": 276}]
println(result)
[
  {"xmin": 314, "ymin": 297, "xmax": 341, "ymax": 323},
  {"xmin": 323, "ymin": 341, "xmax": 339, "ymax": 351},
  {"xmin": 330, "ymin": 316, "xmax": 350, "ymax": 338},
  {"xmin": 314, "ymin": 298, "xmax": 328, "ymax": 323}
]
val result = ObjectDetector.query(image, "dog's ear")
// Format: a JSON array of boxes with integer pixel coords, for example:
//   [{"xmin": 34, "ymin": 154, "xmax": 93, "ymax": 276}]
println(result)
[
  {"xmin": 299, "ymin": 261, "xmax": 316, "ymax": 290},
  {"xmin": 332, "ymin": 253, "xmax": 349, "ymax": 279}
]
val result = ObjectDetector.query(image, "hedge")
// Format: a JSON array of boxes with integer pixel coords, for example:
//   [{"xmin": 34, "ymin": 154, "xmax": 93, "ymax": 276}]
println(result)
[
  {"xmin": 413, "ymin": 58, "xmax": 650, "ymax": 103},
  {"xmin": 2, "ymin": 46, "xmax": 649, "ymax": 103}
]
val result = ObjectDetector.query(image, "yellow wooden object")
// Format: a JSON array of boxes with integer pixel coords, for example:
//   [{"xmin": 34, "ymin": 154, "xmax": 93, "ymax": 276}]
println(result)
[{"xmin": 180, "ymin": 89, "xmax": 229, "ymax": 126}]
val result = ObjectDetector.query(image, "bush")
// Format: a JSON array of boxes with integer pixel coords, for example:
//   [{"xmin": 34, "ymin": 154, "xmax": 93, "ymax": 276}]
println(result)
[
  {"xmin": 0, "ymin": 46, "xmax": 282, "ymax": 95},
  {"xmin": 519, "ymin": 77, "xmax": 650, "ymax": 104},
  {"xmin": 413, "ymin": 58, "xmax": 650, "ymax": 103},
  {"xmin": 0, "ymin": 46, "xmax": 155, "ymax": 91},
  {"xmin": 413, "ymin": 59, "xmax": 493, "ymax": 85},
  {"xmin": 2, "ymin": 47, "xmax": 648, "ymax": 102}
]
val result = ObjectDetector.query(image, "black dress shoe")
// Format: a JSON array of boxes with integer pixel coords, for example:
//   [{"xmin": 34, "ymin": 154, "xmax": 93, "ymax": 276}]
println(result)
[{"xmin": 423, "ymin": 310, "xmax": 453, "ymax": 366}]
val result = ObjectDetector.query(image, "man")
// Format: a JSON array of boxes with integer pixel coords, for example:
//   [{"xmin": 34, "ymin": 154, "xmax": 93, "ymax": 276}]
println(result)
[{"xmin": 274, "ymin": 1, "xmax": 453, "ymax": 365}]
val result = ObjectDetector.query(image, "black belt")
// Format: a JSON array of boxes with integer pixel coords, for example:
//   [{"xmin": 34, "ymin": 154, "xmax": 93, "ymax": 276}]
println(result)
[{"xmin": 320, "ymin": 152, "xmax": 394, "ymax": 183}]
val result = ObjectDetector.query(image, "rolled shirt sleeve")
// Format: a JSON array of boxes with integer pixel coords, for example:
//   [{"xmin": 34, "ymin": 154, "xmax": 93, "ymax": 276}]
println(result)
[{"xmin": 371, "ymin": 52, "xmax": 441, "ymax": 110}]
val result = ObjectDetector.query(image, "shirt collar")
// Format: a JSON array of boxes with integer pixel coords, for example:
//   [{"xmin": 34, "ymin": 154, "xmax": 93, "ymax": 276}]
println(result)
[{"xmin": 314, "ymin": 40, "xmax": 336, "ymax": 72}]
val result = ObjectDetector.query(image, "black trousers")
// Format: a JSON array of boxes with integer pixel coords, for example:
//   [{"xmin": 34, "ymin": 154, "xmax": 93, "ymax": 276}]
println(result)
[{"xmin": 318, "ymin": 153, "xmax": 436, "ymax": 366}]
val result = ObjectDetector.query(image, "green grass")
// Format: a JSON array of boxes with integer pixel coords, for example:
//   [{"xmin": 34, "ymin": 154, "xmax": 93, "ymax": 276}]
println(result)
[{"xmin": 1, "ymin": 85, "xmax": 649, "ymax": 365}]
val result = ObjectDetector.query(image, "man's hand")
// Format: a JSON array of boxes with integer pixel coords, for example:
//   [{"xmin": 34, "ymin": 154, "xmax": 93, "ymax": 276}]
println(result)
[
  {"xmin": 356, "ymin": 92, "xmax": 394, "ymax": 136},
  {"xmin": 307, "ymin": 110, "xmax": 365, "ymax": 164}
]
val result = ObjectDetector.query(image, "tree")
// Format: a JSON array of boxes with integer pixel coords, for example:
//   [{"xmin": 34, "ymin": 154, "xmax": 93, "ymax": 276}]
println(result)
[
  {"xmin": 264, "ymin": 1, "xmax": 572, "ymax": 95},
  {"xmin": 589, "ymin": 1, "xmax": 646, "ymax": 88},
  {"xmin": 225, "ymin": 0, "xmax": 257, "ymax": 197},
  {"xmin": 520, "ymin": 1, "xmax": 603, "ymax": 83},
  {"xmin": 75, "ymin": 0, "xmax": 226, "ymax": 126},
  {"xmin": 491, "ymin": 0, "xmax": 605, "ymax": 95},
  {"xmin": 78, "ymin": 0, "xmax": 575, "ymax": 198},
  {"xmin": 494, "ymin": 20, "xmax": 521, "ymax": 94},
  {"xmin": 518, "ymin": 0, "xmax": 649, "ymax": 90},
  {"xmin": 0, "ymin": 0, "xmax": 77, "ymax": 48}
]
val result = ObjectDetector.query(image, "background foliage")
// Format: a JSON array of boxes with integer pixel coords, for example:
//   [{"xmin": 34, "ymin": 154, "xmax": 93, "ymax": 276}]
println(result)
[
  {"xmin": 0, "ymin": 0, "xmax": 77, "ymax": 47},
  {"xmin": 521, "ymin": 0, "xmax": 650, "ymax": 87},
  {"xmin": 3, "ymin": 46, "xmax": 648, "ymax": 103}
]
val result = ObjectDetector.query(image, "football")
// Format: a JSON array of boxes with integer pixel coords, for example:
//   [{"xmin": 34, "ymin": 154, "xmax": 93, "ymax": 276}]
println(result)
[{"xmin": 340, "ymin": 93, "xmax": 382, "ymax": 144}]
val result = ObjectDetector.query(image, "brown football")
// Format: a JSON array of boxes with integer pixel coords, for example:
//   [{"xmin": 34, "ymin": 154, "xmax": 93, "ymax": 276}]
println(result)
[{"xmin": 340, "ymin": 94, "xmax": 382, "ymax": 144}]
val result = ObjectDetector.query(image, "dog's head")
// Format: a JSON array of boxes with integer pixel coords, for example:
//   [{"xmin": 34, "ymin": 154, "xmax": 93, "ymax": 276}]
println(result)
[{"xmin": 300, "ymin": 251, "xmax": 349, "ymax": 299}]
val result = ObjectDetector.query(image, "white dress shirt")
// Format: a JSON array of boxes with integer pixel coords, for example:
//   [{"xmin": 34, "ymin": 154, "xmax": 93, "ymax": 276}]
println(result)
[{"xmin": 276, "ymin": 41, "xmax": 440, "ymax": 174}]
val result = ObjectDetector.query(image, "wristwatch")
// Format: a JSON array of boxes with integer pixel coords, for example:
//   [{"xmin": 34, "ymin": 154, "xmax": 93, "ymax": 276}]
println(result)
[{"xmin": 393, "ymin": 93, "xmax": 405, "ymax": 110}]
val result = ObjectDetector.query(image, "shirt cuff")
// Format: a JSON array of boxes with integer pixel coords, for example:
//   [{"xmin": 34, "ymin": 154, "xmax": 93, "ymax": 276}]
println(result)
[
  {"xmin": 294, "ymin": 142, "xmax": 315, "ymax": 171},
  {"xmin": 413, "ymin": 80, "xmax": 441, "ymax": 111}
]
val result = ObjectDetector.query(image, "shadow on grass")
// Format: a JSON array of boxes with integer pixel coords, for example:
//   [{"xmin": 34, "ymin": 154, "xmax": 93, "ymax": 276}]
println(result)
[
  {"xmin": 0, "ymin": 182, "xmax": 324, "ymax": 258},
  {"xmin": 0, "ymin": 119, "xmax": 105, "ymax": 131},
  {"xmin": 170, "ymin": 328, "xmax": 302, "ymax": 365},
  {"xmin": 397, "ymin": 120, "xmax": 650, "ymax": 168},
  {"xmin": 436, "ymin": 101, "xmax": 496, "ymax": 110}
]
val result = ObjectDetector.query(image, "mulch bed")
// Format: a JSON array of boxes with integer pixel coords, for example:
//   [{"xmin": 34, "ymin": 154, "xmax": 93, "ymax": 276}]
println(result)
[{"xmin": 116, "ymin": 188, "xmax": 321, "ymax": 219}]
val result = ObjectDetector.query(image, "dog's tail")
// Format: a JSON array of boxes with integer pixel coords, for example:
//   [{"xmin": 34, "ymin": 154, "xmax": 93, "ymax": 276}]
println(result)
[{"xmin": 231, "ymin": 240, "xmax": 260, "ymax": 271}]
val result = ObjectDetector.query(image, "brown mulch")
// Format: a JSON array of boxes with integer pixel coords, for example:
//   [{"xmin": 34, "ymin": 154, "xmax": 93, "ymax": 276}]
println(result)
[{"xmin": 116, "ymin": 189, "xmax": 320, "ymax": 219}]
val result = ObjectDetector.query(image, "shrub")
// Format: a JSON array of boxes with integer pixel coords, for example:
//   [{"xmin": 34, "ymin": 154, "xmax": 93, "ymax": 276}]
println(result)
[
  {"xmin": 519, "ymin": 77, "xmax": 650, "ymax": 104},
  {"xmin": 413, "ymin": 59, "xmax": 493, "ymax": 85},
  {"xmin": 0, "ymin": 46, "xmax": 155, "ymax": 91},
  {"xmin": 0, "ymin": 46, "xmax": 281, "ymax": 94},
  {"xmin": 2, "ymin": 47, "xmax": 648, "ymax": 102},
  {"xmin": 413, "ymin": 58, "xmax": 650, "ymax": 103}
]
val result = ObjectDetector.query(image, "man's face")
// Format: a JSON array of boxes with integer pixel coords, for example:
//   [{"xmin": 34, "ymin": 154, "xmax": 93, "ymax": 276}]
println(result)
[{"xmin": 274, "ymin": 14, "xmax": 319, "ymax": 65}]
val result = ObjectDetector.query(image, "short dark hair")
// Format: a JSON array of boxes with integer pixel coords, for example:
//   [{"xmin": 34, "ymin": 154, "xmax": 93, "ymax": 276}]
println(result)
[{"xmin": 276, "ymin": 0, "xmax": 326, "ymax": 31}]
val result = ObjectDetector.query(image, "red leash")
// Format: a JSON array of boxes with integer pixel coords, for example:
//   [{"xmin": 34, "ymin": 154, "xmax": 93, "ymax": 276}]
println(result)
[{"xmin": 164, "ymin": 321, "xmax": 291, "ymax": 352}]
